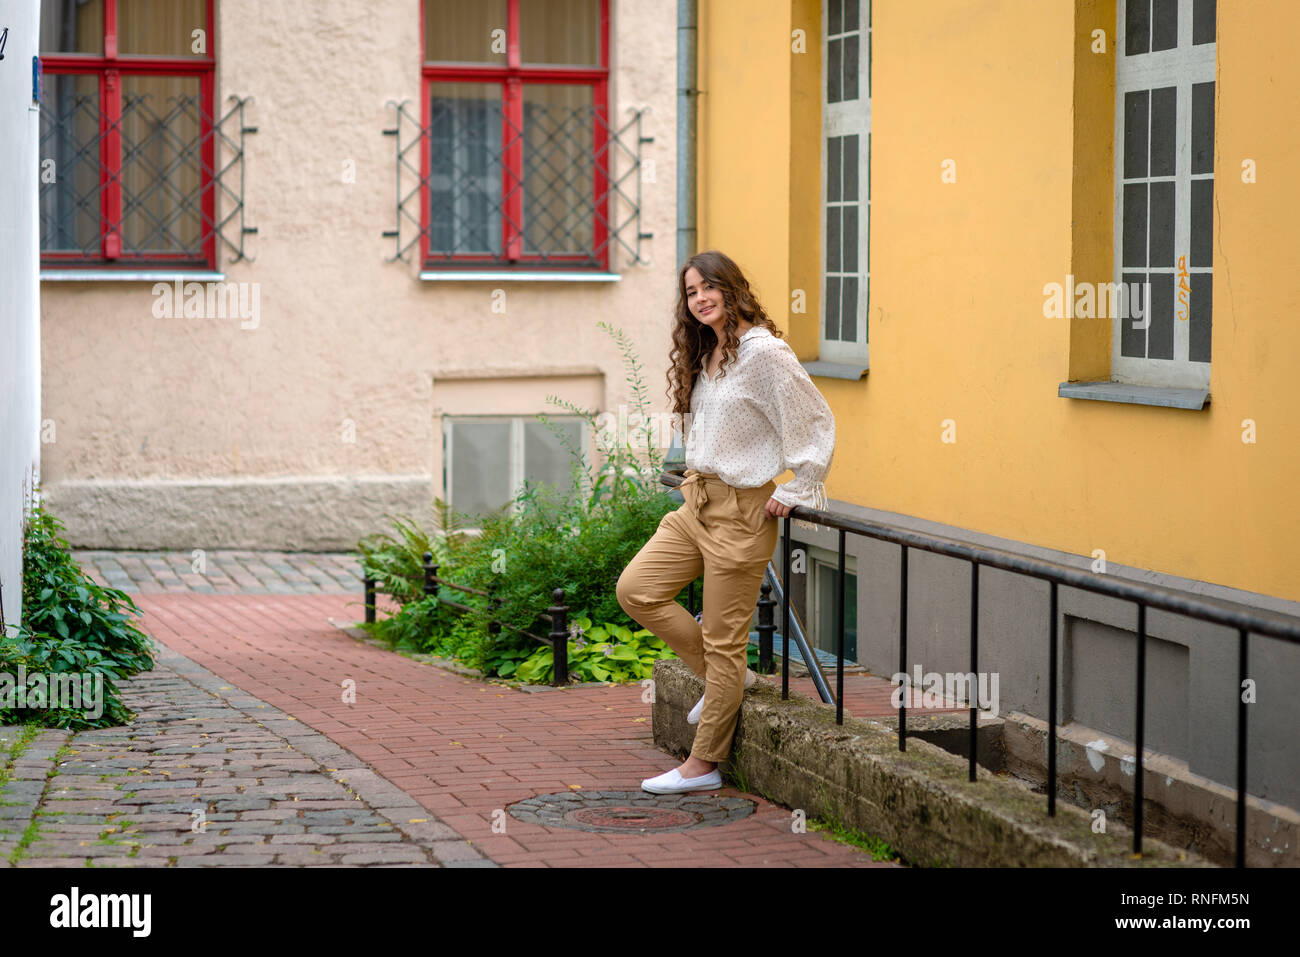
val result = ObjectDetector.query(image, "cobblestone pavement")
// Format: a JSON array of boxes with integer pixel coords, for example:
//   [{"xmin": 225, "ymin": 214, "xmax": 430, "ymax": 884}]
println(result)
[
  {"xmin": 73, "ymin": 550, "xmax": 367, "ymax": 596},
  {"xmin": 0, "ymin": 642, "xmax": 489, "ymax": 868},
  {"xmin": 137, "ymin": 590, "xmax": 897, "ymax": 867},
  {"xmin": 42, "ymin": 551, "xmax": 906, "ymax": 866}
]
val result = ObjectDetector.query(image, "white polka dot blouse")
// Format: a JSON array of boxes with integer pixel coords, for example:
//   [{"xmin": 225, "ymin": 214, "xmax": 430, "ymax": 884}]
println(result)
[{"xmin": 684, "ymin": 326, "xmax": 836, "ymax": 531}]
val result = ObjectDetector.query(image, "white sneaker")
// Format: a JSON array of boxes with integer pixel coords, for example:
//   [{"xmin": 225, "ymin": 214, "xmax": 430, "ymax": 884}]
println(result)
[
  {"xmin": 641, "ymin": 767, "xmax": 723, "ymax": 794},
  {"xmin": 686, "ymin": 668, "xmax": 757, "ymax": 724}
]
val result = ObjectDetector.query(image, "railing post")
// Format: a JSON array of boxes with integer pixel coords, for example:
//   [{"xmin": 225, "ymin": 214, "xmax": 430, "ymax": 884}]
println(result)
[
  {"xmin": 969, "ymin": 561, "xmax": 979, "ymax": 782},
  {"xmin": 363, "ymin": 575, "xmax": 376, "ymax": 624},
  {"xmin": 781, "ymin": 517, "xmax": 792, "ymax": 700},
  {"xmin": 487, "ymin": 581, "xmax": 501, "ymax": 643},
  {"xmin": 422, "ymin": 551, "xmax": 439, "ymax": 600},
  {"xmin": 1048, "ymin": 580, "xmax": 1058, "ymax": 816},
  {"xmin": 756, "ymin": 582, "xmax": 776, "ymax": 675},
  {"xmin": 1236, "ymin": 626, "xmax": 1249, "ymax": 868},
  {"xmin": 1134, "ymin": 601, "xmax": 1147, "ymax": 856},
  {"xmin": 836, "ymin": 529, "xmax": 846, "ymax": 726},
  {"xmin": 549, "ymin": 587, "xmax": 569, "ymax": 688},
  {"xmin": 899, "ymin": 544, "xmax": 908, "ymax": 751}
]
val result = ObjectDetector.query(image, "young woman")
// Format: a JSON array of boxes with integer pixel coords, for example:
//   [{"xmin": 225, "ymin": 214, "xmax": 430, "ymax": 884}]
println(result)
[{"xmin": 616, "ymin": 249, "xmax": 836, "ymax": 794}]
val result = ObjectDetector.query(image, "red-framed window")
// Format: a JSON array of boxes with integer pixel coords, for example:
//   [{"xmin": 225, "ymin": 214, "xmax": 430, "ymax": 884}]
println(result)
[
  {"xmin": 39, "ymin": 0, "xmax": 218, "ymax": 269},
  {"xmin": 420, "ymin": 0, "xmax": 612, "ymax": 270}
]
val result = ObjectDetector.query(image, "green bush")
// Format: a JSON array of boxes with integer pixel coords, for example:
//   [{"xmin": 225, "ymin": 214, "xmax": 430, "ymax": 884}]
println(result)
[
  {"xmin": 0, "ymin": 638, "xmax": 133, "ymax": 729},
  {"xmin": 424, "ymin": 611, "xmax": 485, "ymax": 663},
  {"xmin": 359, "ymin": 593, "xmax": 443, "ymax": 654},
  {"xmin": 356, "ymin": 498, "xmax": 476, "ymax": 607},
  {"xmin": 0, "ymin": 498, "xmax": 155, "ymax": 729},
  {"xmin": 355, "ymin": 321, "xmax": 702, "ymax": 682},
  {"xmin": 448, "ymin": 476, "xmax": 681, "ymax": 666},
  {"xmin": 510, "ymin": 616, "xmax": 675, "ymax": 684}
]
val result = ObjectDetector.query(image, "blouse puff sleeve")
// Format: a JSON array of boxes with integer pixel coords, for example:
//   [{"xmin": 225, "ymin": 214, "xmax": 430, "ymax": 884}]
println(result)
[{"xmin": 761, "ymin": 340, "xmax": 837, "ymax": 531}]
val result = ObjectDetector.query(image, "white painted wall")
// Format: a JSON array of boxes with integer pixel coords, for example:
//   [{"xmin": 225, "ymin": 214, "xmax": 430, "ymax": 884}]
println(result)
[{"xmin": 0, "ymin": 0, "xmax": 42, "ymax": 634}]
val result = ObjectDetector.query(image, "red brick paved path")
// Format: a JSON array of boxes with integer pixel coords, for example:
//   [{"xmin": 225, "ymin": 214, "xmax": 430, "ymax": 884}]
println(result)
[{"xmin": 137, "ymin": 592, "xmax": 898, "ymax": 867}]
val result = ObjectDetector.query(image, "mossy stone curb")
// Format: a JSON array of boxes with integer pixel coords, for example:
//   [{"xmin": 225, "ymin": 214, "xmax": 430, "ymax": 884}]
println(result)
[{"xmin": 650, "ymin": 659, "xmax": 1211, "ymax": 868}]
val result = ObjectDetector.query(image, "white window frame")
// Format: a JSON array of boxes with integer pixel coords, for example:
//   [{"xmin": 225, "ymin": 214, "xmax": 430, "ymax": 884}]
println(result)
[
  {"xmin": 442, "ymin": 415, "xmax": 589, "ymax": 524},
  {"xmin": 819, "ymin": 0, "xmax": 870, "ymax": 364},
  {"xmin": 1113, "ymin": 0, "xmax": 1215, "ymax": 389}
]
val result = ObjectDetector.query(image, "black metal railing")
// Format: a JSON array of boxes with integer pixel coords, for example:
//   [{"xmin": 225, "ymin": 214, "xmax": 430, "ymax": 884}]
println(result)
[
  {"xmin": 659, "ymin": 467, "xmax": 1300, "ymax": 867},
  {"xmin": 363, "ymin": 551, "xmax": 572, "ymax": 687}
]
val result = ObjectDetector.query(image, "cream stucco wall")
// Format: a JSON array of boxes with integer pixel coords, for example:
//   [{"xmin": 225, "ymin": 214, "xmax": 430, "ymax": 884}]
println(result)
[{"xmin": 39, "ymin": 0, "xmax": 679, "ymax": 549}]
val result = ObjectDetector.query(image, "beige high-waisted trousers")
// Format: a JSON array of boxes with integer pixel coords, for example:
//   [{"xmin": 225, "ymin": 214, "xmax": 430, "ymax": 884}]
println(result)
[{"xmin": 616, "ymin": 468, "xmax": 779, "ymax": 762}]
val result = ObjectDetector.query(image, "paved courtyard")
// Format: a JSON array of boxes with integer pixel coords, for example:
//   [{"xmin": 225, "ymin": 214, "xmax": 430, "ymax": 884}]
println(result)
[
  {"xmin": 1, "ymin": 642, "xmax": 484, "ymax": 868},
  {"xmin": 0, "ymin": 551, "xmax": 912, "ymax": 867}
]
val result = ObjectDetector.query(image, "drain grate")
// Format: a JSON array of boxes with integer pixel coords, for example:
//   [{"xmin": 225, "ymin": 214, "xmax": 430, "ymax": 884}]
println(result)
[{"xmin": 508, "ymin": 790, "xmax": 754, "ymax": 833}]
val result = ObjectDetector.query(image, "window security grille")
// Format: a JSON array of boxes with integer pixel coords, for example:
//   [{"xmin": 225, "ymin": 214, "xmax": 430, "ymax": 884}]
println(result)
[
  {"xmin": 384, "ymin": 98, "xmax": 651, "ymax": 270},
  {"xmin": 40, "ymin": 90, "xmax": 256, "ymax": 267}
]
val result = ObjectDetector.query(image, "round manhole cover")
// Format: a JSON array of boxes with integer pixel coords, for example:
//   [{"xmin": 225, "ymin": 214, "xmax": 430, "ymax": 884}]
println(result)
[
  {"xmin": 509, "ymin": 790, "xmax": 754, "ymax": 833},
  {"xmin": 568, "ymin": 806, "xmax": 697, "ymax": 831}
]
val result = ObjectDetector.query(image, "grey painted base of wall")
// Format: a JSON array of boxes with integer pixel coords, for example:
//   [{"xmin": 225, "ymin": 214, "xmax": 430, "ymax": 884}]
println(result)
[
  {"xmin": 652, "ymin": 659, "xmax": 1206, "ymax": 868},
  {"xmin": 1003, "ymin": 711, "xmax": 1299, "ymax": 868},
  {"xmin": 43, "ymin": 475, "xmax": 435, "ymax": 550}
]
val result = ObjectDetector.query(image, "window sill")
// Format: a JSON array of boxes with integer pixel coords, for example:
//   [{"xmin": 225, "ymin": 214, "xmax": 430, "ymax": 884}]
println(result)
[
  {"xmin": 1057, "ymin": 380, "xmax": 1210, "ymax": 410},
  {"xmin": 41, "ymin": 270, "xmax": 226, "ymax": 283},
  {"xmin": 419, "ymin": 270, "xmax": 621, "ymax": 283},
  {"xmin": 804, "ymin": 359, "xmax": 869, "ymax": 380}
]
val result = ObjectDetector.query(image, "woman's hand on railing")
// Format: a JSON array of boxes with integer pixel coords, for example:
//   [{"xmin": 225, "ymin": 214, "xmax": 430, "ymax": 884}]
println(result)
[{"xmin": 765, "ymin": 497, "xmax": 793, "ymax": 519}]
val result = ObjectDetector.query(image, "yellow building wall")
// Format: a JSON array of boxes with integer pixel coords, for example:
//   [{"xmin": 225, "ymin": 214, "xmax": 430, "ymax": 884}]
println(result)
[{"xmin": 699, "ymin": 0, "xmax": 1300, "ymax": 602}]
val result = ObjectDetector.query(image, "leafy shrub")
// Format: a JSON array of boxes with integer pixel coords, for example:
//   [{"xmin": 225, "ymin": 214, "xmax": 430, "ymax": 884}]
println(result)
[
  {"xmin": 0, "ymin": 637, "xmax": 133, "ymax": 729},
  {"xmin": 357, "ymin": 499, "xmax": 476, "ymax": 606},
  {"xmin": 0, "ymin": 498, "xmax": 155, "ymax": 729},
  {"xmin": 360, "ymin": 594, "xmax": 443, "ymax": 654},
  {"xmin": 356, "ymin": 517, "xmax": 436, "ymax": 606},
  {"xmin": 511, "ymin": 616, "xmax": 675, "ymax": 684},
  {"xmin": 451, "ymin": 478, "xmax": 681, "ymax": 663},
  {"xmin": 424, "ymin": 612, "xmax": 486, "ymax": 663},
  {"xmin": 354, "ymin": 321, "xmax": 702, "ymax": 683}
]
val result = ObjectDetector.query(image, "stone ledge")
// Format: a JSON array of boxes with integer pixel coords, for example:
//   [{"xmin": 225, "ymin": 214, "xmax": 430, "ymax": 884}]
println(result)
[
  {"xmin": 804, "ymin": 359, "xmax": 869, "ymax": 380},
  {"xmin": 1057, "ymin": 380, "xmax": 1210, "ymax": 409},
  {"xmin": 650, "ymin": 659, "xmax": 1210, "ymax": 868}
]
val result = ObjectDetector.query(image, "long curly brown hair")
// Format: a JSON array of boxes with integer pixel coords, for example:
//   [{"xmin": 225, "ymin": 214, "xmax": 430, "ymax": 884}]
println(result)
[{"xmin": 666, "ymin": 250, "xmax": 786, "ymax": 421}]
